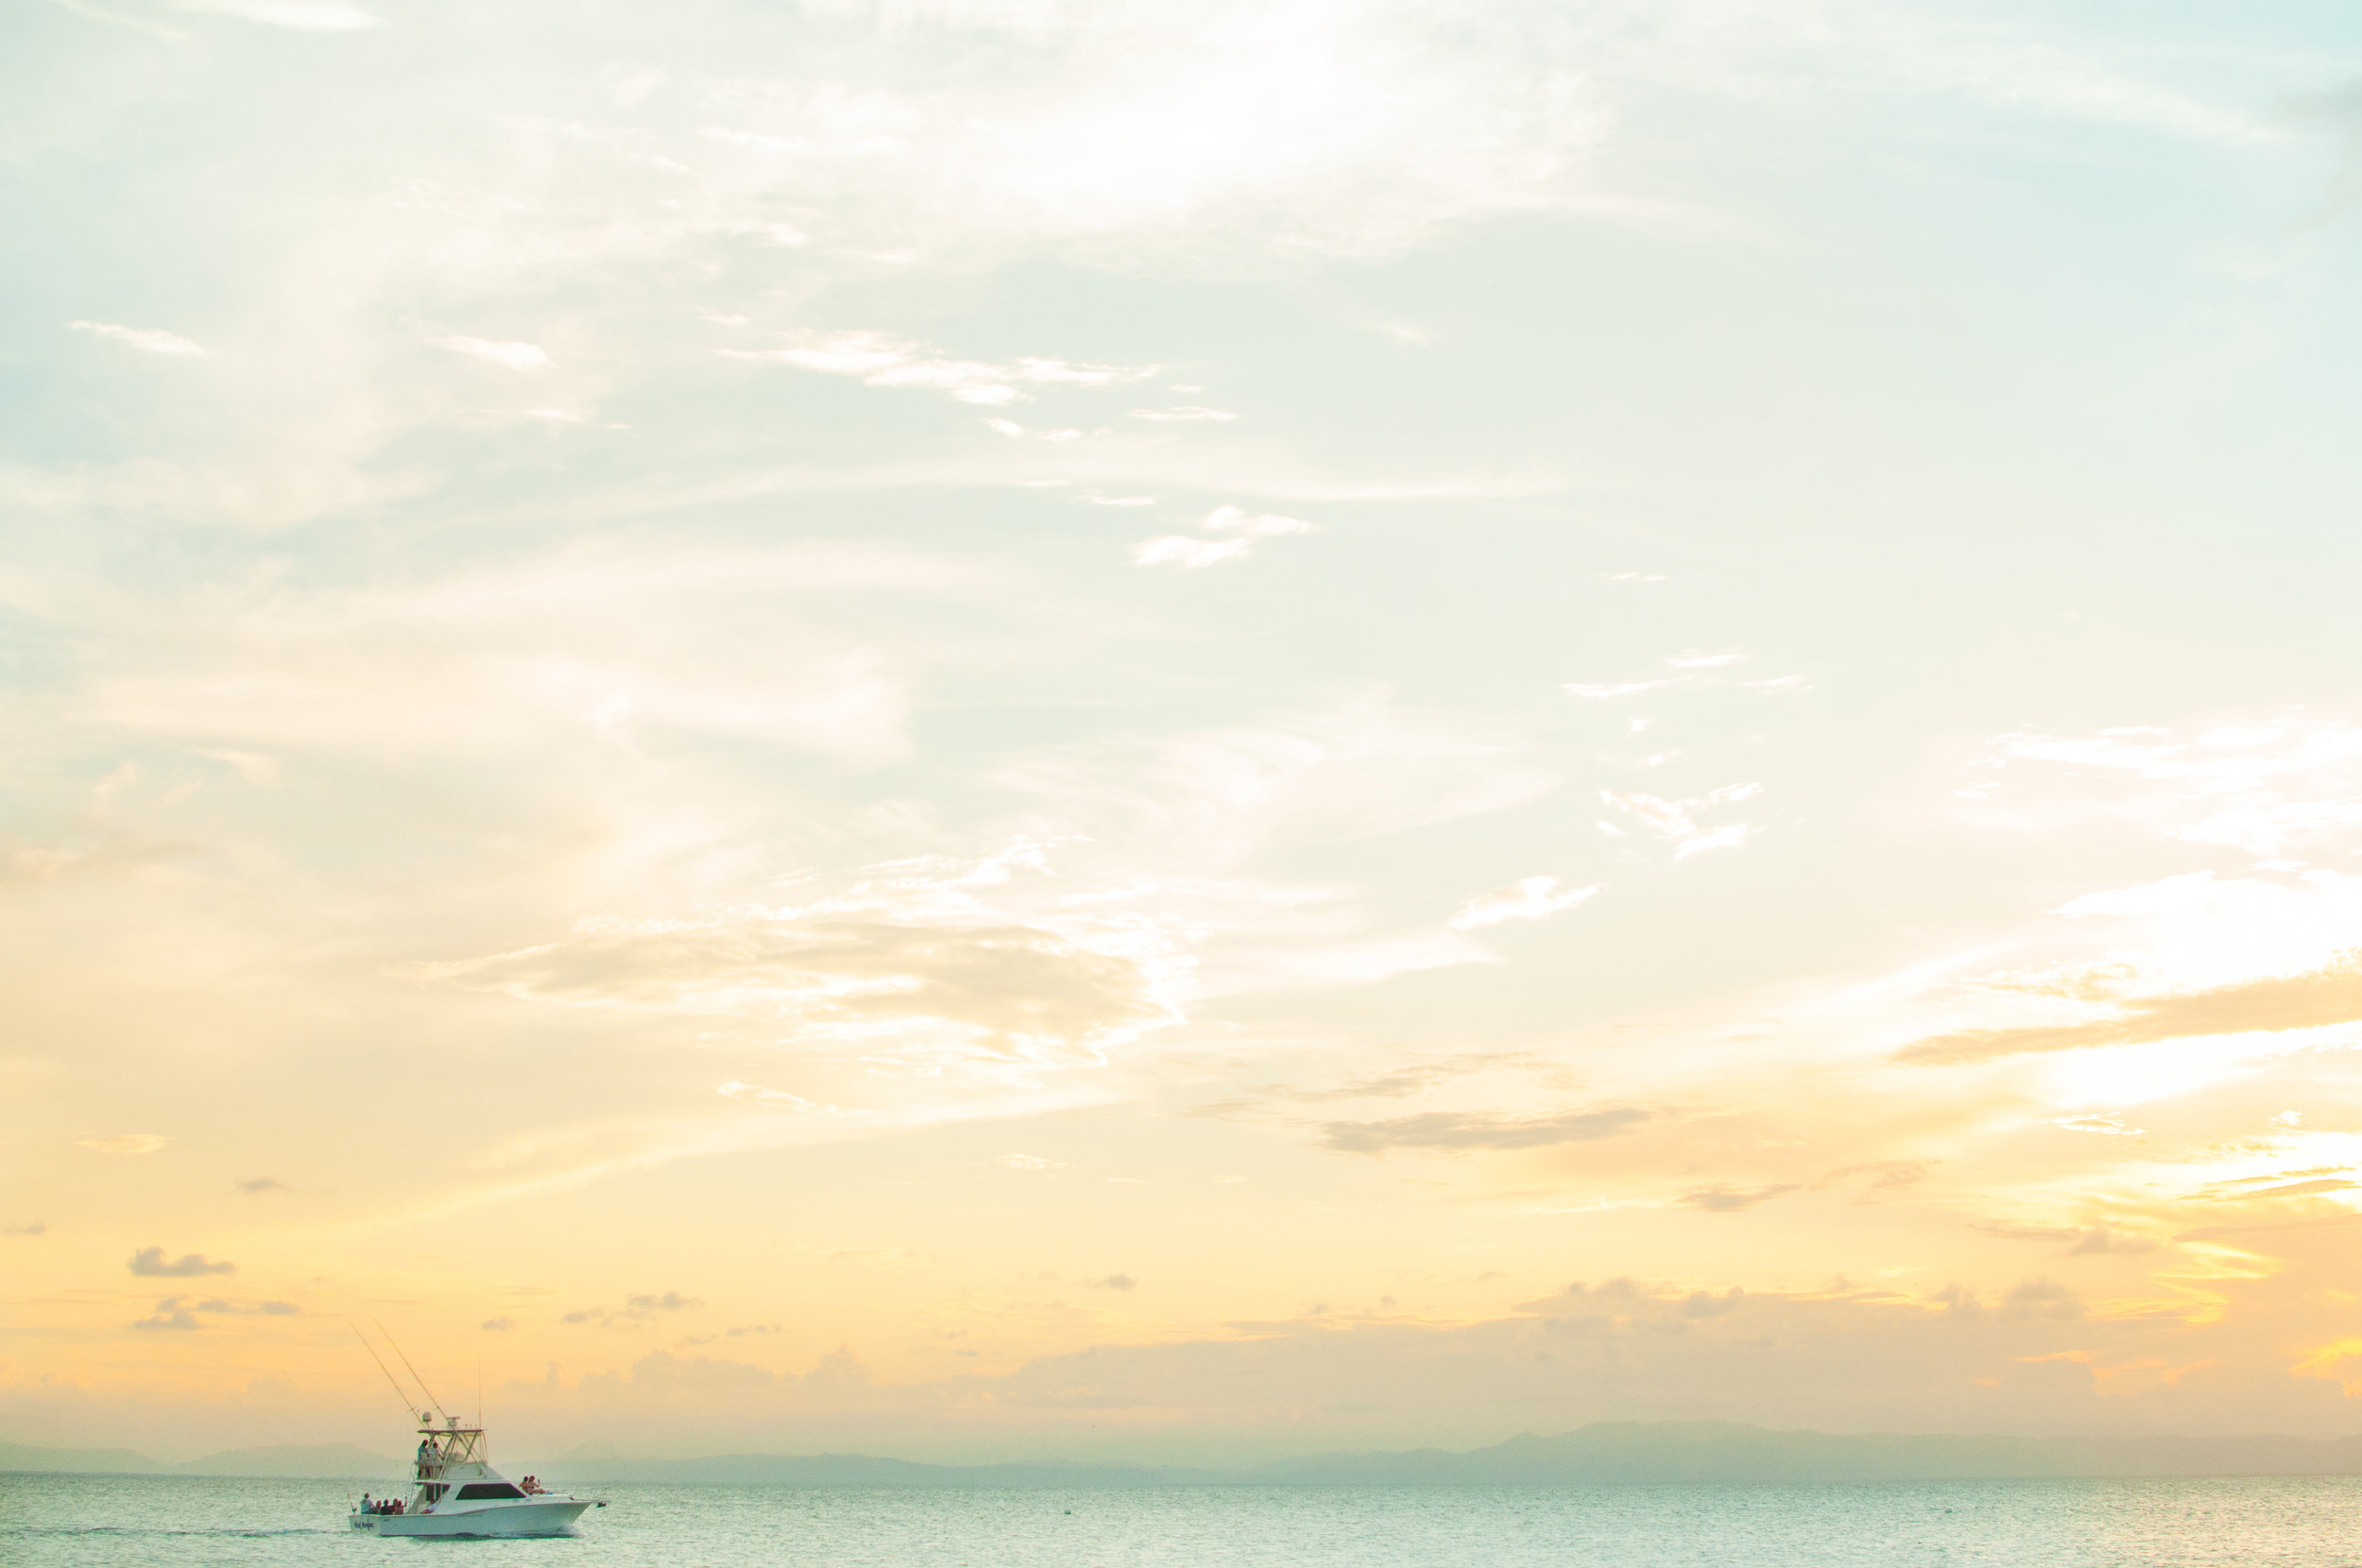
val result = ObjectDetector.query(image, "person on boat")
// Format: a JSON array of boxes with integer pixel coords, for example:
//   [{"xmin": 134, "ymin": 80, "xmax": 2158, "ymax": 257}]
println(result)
[{"xmin": 521, "ymin": 1474, "xmax": 540, "ymax": 1493}]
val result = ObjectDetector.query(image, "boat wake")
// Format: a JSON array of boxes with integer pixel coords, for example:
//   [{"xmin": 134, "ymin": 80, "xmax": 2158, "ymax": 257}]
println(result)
[{"xmin": 1, "ymin": 1524, "xmax": 341, "ymax": 1539}]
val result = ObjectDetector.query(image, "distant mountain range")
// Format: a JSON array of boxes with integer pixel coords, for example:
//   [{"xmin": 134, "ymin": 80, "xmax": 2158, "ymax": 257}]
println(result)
[
  {"xmin": 11, "ymin": 1423, "xmax": 2362, "ymax": 1485},
  {"xmin": 0, "ymin": 1440, "xmax": 397, "ymax": 1479},
  {"xmin": 549, "ymin": 1423, "xmax": 2362, "ymax": 1486}
]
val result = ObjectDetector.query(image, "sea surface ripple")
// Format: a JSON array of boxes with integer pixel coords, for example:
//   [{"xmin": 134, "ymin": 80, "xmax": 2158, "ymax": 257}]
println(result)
[{"xmin": 4, "ymin": 1471, "xmax": 2359, "ymax": 1566}]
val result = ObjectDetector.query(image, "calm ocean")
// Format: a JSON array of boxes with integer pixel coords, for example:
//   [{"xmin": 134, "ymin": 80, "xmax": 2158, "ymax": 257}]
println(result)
[{"xmin": 5, "ymin": 1472, "xmax": 2359, "ymax": 1567}]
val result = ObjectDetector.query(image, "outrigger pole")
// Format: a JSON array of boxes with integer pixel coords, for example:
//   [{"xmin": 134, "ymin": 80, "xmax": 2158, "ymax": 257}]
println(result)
[
  {"xmin": 376, "ymin": 1319, "xmax": 451, "ymax": 1423},
  {"xmin": 351, "ymin": 1323, "xmax": 427, "ymax": 1420}
]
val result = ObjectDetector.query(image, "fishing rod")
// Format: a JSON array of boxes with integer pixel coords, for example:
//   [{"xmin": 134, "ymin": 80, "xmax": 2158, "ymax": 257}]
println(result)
[
  {"xmin": 350, "ymin": 1323, "xmax": 427, "ymax": 1421},
  {"xmin": 376, "ymin": 1319, "xmax": 450, "ymax": 1423}
]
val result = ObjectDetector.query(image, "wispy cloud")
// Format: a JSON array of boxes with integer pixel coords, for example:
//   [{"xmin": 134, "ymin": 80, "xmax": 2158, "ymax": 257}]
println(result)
[
  {"xmin": 410, "ymin": 889, "xmax": 1182, "ymax": 1074},
  {"xmin": 171, "ymin": 0, "xmax": 380, "ymax": 28},
  {"xmin": 1204, "ymin": 504, "xmax": 1311, "ymax": 537},
  {"xmin": 1133, "ymin": 535, "xmax": 1252, "ymax": 570},
  {"xmin": 1130, "ymin": 406, "xmax": 1237, "ymax": 421},
  {"xmin": 726, "ymin": 331, "xmax": 1152, "ymax": 406},
  {"xmin": 1133, "ymin": 504, "xmax": 1312, "ymax": 569},
  {"xmin": 1323, "ymin": 1105, "xmax": 1650, "ymax": 1153},
  {"xmin": 983, "ymin": 418, "xmax": 1083, "ymax": 440},
  {"xmin": 717, "ymin": 1081, "xmax": 838, "ymax": 1113},
  {"xmin": 67, "ymin": 320, "xmax": 207, "ymax": 356},
  {"xmin": 78, "ymin": 1133, "xmax": 169, "ymax": 1155},
  {"xmin": 1566, "ymin": 678, "xmax": 1686, "ymax": 699},
  {"xmin": 560, "ymin": 1291, "xmax": 705, "ymax": 1328},
  {"xmin": 433, "ymin": 335, "xmax": 555, "ymax": 371},
  {"xmin": 1447, "ymin": 876, "xmax": 1598, "ymax": 930},
  {"xmin": 1895, "ymin": 951, "xmax": 2362, "ymax": 1065},
  {"xmin": 1678, "ymin": 1183, "xmax": 1799, "ymax": 1212},
  {"xmin": 1600, "ymin": 784, "xmax": 1761, "ymax": 859},
  {"xmin": 1977, "ymin": 720, "xmax": 2362, "ymax": 855}
]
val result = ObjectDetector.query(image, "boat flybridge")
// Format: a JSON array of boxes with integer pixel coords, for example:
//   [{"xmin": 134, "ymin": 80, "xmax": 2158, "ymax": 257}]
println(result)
[{"xmin": 351, "ymin": 1411, "xmax": 604, "ymax": 1538}]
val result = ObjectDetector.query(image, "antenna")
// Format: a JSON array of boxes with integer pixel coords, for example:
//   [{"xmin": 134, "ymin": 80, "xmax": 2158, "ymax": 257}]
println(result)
[
  {"xmin": 376, "ymin": 1319, "xmax": 449, "ymax": 1422},
  {"xmin": 476, "ymin": 1355, "xmax": 483, "ymax": 1427},
  {"xmin": 351, "ymin": 1324, "xmax": 424, "ymax": 1420}
]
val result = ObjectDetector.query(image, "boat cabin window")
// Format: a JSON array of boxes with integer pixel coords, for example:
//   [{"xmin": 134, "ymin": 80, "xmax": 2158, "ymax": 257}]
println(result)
[{"xmin": 454, "ymin": 1482, "xmax": 528, "ymax": 1500}]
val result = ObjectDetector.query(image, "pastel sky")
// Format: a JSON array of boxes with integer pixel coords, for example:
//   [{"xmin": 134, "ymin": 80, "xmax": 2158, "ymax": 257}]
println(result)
[{"xmin": 9, "ymin": 0, "xmax": 2362, "ymax": 1465}]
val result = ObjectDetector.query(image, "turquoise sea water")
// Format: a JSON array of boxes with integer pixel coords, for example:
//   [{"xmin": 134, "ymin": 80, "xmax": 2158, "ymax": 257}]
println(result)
[{"xmin": 5, "ymin": 1472, "xmax": 2360, "ymax": 1567}]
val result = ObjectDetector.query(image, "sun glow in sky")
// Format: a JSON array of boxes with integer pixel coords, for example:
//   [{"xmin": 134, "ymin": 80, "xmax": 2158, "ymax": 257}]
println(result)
[{"xmin": 8, "ymin": 0, "xmax": 2362, "ymax": 1466}]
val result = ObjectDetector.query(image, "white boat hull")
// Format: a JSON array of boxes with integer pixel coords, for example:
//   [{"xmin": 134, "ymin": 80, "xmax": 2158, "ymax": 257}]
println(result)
[{"xmin": 351, "ymin": 1500, "xmax": 592, "ymax": 1538}]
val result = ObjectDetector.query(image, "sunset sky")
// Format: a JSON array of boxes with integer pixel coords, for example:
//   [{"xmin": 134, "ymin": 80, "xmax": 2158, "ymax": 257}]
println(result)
[{"xmin": 9, "ymin": 0, "xmax": 2362, "ymax": 1466}]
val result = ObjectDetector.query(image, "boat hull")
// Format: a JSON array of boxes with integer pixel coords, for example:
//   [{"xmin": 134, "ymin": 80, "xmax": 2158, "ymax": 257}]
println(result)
[{"xmin": 352, "ymin": 1500, "xmax": 592, "ymax": 1538}]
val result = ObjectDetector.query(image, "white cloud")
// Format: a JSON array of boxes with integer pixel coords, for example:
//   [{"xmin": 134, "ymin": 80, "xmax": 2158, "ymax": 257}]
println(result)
[
  {"xmin": 1203, "ymin": 504, "xmax": 1311, "ymax": 537},
  {"xmin": 434, "ymin": 335, "xmax": 556, "ymax": 371},
  {"xmin": 78, "ymin": 1133, "xmax": 171, "ymax": 1154},
  {"xmin": 1983, "ymin": 720, "xmax": 2362, "ymax": 857},
  {"xmin": 1567, "ymin": 661, "xmax": 1790, "ymax": 699},
  {"xmin": 727, "ymin": 331, "xmax": 1153, "ymax": 406},
  {"xmin": 67, "ymin": 321, "xmax": 207, "ymax": 356},
  {"xmin": 171, "ymin": 0, "xmax": 380, "ymax": 27},
  {"xmin": 1566, "ymin": 678, "xmax": 1685, "ymax": 699},
  {"xmin": 1130, "ymin": 406, "xmax": 1238, "ymax": 421},
  {"xmin": 998, "ymin": 1153, "xmax": 1066, "ymax": 1171},
  {"xmin": 1673, "ymin": 823, "xmax": 1756, "ymax": 860},
  {"xmin": 1448, "ymin": 876, "xmax": 1598, "ymax": 930},
  {"xmin": 1132, "ymin": 505, "xmax": 1312, "ymax": 570},
  {"xmin": 1601, "ymin": 786, "xmax": 1761, "ymax": 860},
  {"xmin": 1134, "ymin": 536, "xmax": 1253, "ymax": 570},
  {"xmin": 985, "ymin": 418, "xmax": 1086, "ymax": 440},
  {"xmin": 717, "ymin": 1081, "xmax": 837, "ymax": 1113},
  {"xmin": 2052, "ymin": 1113, "xmax": 2144, "ymax": 1136}
]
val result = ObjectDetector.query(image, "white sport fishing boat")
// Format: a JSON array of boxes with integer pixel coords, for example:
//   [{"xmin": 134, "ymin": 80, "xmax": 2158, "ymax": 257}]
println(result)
[{"xmin": 350, "ymin": 1411, "xmax": 605, "ymax": 1539}]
